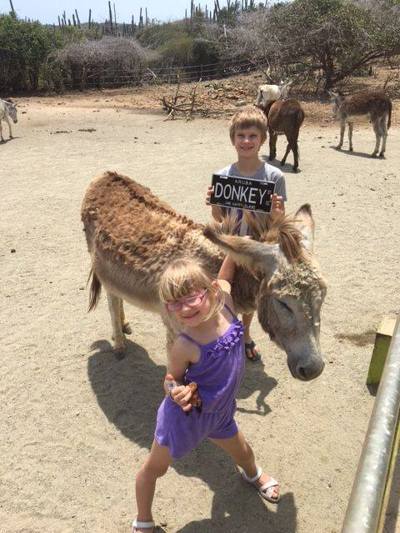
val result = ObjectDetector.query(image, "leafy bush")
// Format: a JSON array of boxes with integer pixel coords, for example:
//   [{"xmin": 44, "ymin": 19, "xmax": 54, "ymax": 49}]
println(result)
[{"xmin": 0, "ymin": 14, "xmax": 59, "ymax": 91}]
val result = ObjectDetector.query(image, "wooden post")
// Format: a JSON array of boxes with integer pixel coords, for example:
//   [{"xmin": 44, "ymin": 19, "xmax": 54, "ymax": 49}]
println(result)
[
  {"xmin": 113, "ymin": 2, "xmax": 117, "ymax": 27},
  {"xmin": 75, "ymin": 9, "xmax": 81, "ymax": 27},
  {"xmin": 9, "ymin": 0, "xmax": 15, "ymax": 16},
  {"xmin": 367, "ymin": 317, "xmax": 397, "ymax": 385},
  {"xmin": 108, "ymin": 1, "xmax": 113, "ymax": 33}
]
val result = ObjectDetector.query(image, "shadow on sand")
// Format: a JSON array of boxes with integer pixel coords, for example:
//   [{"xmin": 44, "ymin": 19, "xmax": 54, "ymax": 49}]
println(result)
[
  {"xmin": 0, "ymin": 136, "xmax": 19, "ymax": 145},
  {"xmin": 261, "ymin": 154, "xmax": 301, "ymax": 174},
  {"xmin": 329, "ymin": 145, "xmax": 381, "ymax": 159},
  {"xmin": 87, "ymin": 339, "xmax": 298, "ymax": 532}
]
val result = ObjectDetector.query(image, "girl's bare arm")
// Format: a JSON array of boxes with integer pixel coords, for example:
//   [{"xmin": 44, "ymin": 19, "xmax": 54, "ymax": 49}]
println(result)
[{"xmin": 164, "ymin": 339, "xmax": 198, "ymax": 411}]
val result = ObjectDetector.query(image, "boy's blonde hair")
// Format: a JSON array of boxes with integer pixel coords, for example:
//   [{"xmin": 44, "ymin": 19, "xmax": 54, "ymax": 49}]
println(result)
[
  {"xmin": 229, "ymin": 105, "xmax": 267, "ymax": 143},
  {"xmin": 159, "ymin": 258, "xmax": 223, "ymax": 322}
]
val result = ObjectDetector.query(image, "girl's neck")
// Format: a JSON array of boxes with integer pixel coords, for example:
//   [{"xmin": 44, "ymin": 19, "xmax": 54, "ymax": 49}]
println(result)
[
  {"xmin": 185, "ymin": 312, "xmax": 222, "ymax": 337},
  {"xmin": 235, "ymin": 157, "xmax": 263, "ymax": 176}
]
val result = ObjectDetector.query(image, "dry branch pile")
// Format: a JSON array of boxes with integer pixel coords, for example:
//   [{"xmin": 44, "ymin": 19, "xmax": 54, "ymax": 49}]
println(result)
[{"xmin": 160, "ymin": 74, "xmax": 262, "ymax": 119}]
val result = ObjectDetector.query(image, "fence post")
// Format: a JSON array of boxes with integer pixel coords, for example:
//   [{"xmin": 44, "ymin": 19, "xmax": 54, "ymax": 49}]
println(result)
[{"xmin": 342, "ymin": 317, "xmax": 400, "ymax": 533}]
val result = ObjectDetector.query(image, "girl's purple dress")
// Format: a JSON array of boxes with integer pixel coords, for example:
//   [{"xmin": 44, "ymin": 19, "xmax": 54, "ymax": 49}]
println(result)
[{"xmin": 155, "ymin": 305, "xmax": 245, "ymax": 459}]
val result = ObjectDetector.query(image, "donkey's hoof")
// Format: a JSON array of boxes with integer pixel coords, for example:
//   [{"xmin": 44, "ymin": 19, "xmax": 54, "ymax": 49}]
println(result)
[
  {"xmin": 293, "ymin": 167, "xmax": 299, "ymax": 173},
  {"xmin": 122, "ymin": 322, "xmax": 132, "ymax": 335},
  {"xmin": 335, "ymin": 145, "xmax": 342, "ymax": 150},
  {"xmin": 269, "ymin": 155, "xmax": 274, "ymax": 161},
  {"xmin": 348, "ymin": 147, "xmax": 353, "ymax": 152},
  {"xmin": 378, "ymin": 152, "xmax": 385, "ymax": 158},
  {"xmin": 371, "ymin": 152, "xmax": 378, "ymax": 158}
]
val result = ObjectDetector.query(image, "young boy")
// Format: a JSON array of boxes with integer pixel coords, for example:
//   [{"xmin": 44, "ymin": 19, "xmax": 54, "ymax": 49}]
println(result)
[{"xmin": 207, "ymin": 106, "xmax": 287, "ymax": 361}]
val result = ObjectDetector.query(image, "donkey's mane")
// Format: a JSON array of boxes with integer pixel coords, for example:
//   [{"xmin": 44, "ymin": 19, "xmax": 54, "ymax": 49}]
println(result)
[{"xmin": 245, "ymin": 212, "xmax": 305, "ymax": 264}]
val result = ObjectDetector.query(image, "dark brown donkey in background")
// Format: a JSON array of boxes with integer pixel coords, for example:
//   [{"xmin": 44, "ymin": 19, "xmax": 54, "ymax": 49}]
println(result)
[{"xmin": 258, "ymin": 99, "xmax": 305, "ymax": 172}]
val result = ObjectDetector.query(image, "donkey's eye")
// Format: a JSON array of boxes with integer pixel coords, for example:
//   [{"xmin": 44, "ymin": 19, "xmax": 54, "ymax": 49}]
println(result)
[{"xmin": 278, "ymin": 300, "xmax": 292, "ymax": 313}]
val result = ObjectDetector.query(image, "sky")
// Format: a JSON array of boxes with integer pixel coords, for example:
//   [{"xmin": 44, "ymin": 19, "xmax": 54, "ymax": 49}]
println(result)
[{"xmin": 0, "ymin": 0, "xmax": 203, "ymax": 24}]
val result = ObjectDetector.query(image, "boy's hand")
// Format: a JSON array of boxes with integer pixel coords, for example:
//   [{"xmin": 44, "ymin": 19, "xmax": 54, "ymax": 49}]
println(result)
[
  {"xmin": 205, "ymin": 185, "xmax": 214, "ymax": 206},
  {"xmin": 270, "ymin": 194, "xmax": 285, "ymax": 219}
]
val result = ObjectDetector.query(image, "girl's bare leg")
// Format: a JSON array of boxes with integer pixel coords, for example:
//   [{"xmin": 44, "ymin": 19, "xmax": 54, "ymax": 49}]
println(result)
[
  {"xmin": 210, "ymin": 430, "xmax": 279, "ymax": 499},
  {"xmin": 135, "ymin": 440, "xmax": 172, "ymax": 532}
]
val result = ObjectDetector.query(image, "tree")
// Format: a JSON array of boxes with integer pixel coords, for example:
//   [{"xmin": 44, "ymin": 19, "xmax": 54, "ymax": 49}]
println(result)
[
  {"xmin": 0, "ymin": 15, "xmax": 58, "ymax": 91},
  {"xmin": 226, "ymin": 0, "xmax": 400, "ymax": 90}
]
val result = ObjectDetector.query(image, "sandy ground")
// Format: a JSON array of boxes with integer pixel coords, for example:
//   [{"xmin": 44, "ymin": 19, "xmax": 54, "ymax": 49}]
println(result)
[{"xmin": 1, "ymin": 98, "xmax": 399, "ymax": 533}]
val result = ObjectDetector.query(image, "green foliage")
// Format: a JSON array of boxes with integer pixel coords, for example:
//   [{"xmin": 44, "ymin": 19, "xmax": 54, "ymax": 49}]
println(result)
[
  {"xmin": 0, "ymin": 14, "xmax": 60, "ymax": 90},
  {"xmin": 259, "ymin": 0, "xmax": 400, "ymax": 89},
  {"xmin": 192, "ymin": 38, "xmax": 219, "ymax": 65},
  {"xmin": 137, "ymin": 19, "xmax": 220, "ymax": 67},
  {"xmin": 137, "ymin": 21, "xmax": 189, "ymax": 49}
]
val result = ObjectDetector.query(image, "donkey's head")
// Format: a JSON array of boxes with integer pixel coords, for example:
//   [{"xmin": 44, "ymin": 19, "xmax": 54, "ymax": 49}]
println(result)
[
  {"xmin": 328, "ymin": 90, "xmax": 345, "ymax": 119},
  {"xmin": 5, "ymin": 101, "xmax": 17, "ymax": 123},
  {"xmin": 204, "ymin": 205, "xmax": 326, "ymax": 381}
]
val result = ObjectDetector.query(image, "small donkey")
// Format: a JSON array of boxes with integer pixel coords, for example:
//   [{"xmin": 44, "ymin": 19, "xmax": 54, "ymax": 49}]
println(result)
[
  {"xmin": 0, "ymin": 99, "xmax": 18, "ymax": 142},
  {"xmin": 260, "ymin": 99, "xmax": 305, "ymax": 172},
  {"xmin": 329, "ymin": 90, "xmax": 392, "ymax": 157}
]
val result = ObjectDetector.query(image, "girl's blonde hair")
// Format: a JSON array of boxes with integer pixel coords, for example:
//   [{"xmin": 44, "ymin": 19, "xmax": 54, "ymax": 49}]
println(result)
[
  {"xmin": 229, "ymin": 105, "xmax": 267, "ymax": 143},
  {"xmin": 159, "ymin": 258, "xmax": 224, "ymax": 322}
]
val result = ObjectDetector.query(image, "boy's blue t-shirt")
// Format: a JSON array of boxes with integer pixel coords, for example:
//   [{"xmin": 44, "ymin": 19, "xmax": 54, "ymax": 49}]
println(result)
[{"xmin": 215, "ymin": 162, "xmax": 287, "ymax": 236}]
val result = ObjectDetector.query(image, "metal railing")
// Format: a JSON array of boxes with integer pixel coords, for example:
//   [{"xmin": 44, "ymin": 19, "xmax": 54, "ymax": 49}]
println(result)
[{"xmin": 342, "ymin": 317, "xmax": 400, "ymax": 533}]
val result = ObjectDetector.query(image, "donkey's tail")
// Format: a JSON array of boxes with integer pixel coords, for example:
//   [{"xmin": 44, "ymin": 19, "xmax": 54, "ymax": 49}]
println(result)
[
  {"xmin": 87, "ymin": 268, "xmax": 102, "ymax": 312},
  {"xmin": 387, "ymin": 99, "xmax": 392, "ymax": 129}
]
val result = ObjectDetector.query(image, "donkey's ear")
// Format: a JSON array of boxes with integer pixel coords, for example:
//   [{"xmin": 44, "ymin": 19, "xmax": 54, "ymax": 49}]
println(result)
[
  {"xmin": 294, "ymin": 204, "xmax": 315, "ymax": 252},
  {"xmin": 204, "ymin": 226, "xmax": 279, "ymax": 276}
]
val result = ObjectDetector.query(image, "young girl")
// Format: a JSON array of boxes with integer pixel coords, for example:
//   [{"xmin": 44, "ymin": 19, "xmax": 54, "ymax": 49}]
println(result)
[{"xmin": 132, "ymin": 258, "xmax": 280, "ymax": 533}]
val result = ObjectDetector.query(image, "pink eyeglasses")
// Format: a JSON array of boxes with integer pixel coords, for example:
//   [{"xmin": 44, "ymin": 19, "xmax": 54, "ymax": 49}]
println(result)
[{"xmin": 165, "ymin": 289, "xmax": 208, "ymax": 312}]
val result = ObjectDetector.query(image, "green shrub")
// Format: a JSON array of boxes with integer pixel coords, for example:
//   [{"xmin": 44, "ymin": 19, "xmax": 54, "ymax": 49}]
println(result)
[{"xmin": 0, "ymin": 14, "xmax": 59, "ymax": 91}]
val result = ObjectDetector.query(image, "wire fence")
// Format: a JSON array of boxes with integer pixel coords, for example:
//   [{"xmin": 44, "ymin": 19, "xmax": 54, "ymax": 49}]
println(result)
[{"xmin": 59, "ymin": 58, "xmax": 263, "ymax": 91}]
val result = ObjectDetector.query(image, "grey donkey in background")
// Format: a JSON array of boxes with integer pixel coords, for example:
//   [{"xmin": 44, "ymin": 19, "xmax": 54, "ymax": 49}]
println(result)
[
  {"xmin": 0, "ymin": 99, "xmax": 18, "ymax": 142},
  {"xmin": 329, "ymin": 90, "xmax": 392, "ymax": 157}
]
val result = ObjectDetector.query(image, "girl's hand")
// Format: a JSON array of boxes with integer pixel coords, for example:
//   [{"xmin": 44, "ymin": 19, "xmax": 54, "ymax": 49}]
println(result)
[{"xmin": 170, "ymin": 384, "xmax": 194, "ymax": 412}]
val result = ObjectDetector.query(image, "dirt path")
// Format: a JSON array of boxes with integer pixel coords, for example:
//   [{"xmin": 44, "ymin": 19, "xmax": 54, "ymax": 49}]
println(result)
[{"xmin": 1, "ymin": 100, "xmax": 399, "ymax": 533}]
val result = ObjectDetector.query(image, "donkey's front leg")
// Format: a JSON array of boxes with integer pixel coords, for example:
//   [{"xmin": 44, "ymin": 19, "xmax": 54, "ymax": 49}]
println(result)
[
  {"xmin": 336, "ymin": 121, "xmax": 345, "ymax": 150},
  {"xmin": 107, "ymin": 292, "xmax": 126, "ymax": 353},
  {"xmin": 371, "ymin": 119, "xmax": 380, "ymax": 157},
  {"xmin": 5, "ymin": 117, "xmax": 13, "ymax": 139},
  {"xmin": 120, "ymin": 299, "xmax": 132, "ymax": 335},
  {"xmin": 347, "ymin": 122, "xmax": 353, "ymax": 152}
]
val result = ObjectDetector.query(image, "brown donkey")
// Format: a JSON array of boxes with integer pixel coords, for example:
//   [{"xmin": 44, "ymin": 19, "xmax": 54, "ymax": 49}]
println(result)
[
  {"xmin": 81, "ymin": 171, "xmax": 326, "ymax": 381},
  {"xmin": 329, "ymin": 90, "xmax": 392, "ymax": 157},
  {"xmin": 260, "ymin": 99, "xmax": 305, "ymax": 172}
]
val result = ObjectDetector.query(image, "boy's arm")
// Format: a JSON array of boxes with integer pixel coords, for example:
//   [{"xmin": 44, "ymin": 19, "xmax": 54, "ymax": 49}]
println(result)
[
  {"xmin": 212, "ymin": 205, "xmax": 224, "ymax": 222},
  {"xmin": 206, "ymin": 185, "xmax": 224, "ymax": 221},
  {"xmin": 270, "ymin": 193, "xmax": 285, "ymax": 220}
]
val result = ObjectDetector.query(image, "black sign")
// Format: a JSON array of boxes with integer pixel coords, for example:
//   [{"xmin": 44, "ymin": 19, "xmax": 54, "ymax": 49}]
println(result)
[{"xmin": 210, "ymin": 174, "xmax": 275, "ymax": 213}]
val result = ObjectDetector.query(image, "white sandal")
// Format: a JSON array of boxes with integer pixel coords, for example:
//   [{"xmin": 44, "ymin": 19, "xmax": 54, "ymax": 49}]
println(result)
[
  {"xmin": 132, "ymin": 519, "xmax": 155, "ymax": 532},
  {"xmin": 241, "ymin": 465, "xmax": 280, "ymax": 503}
]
